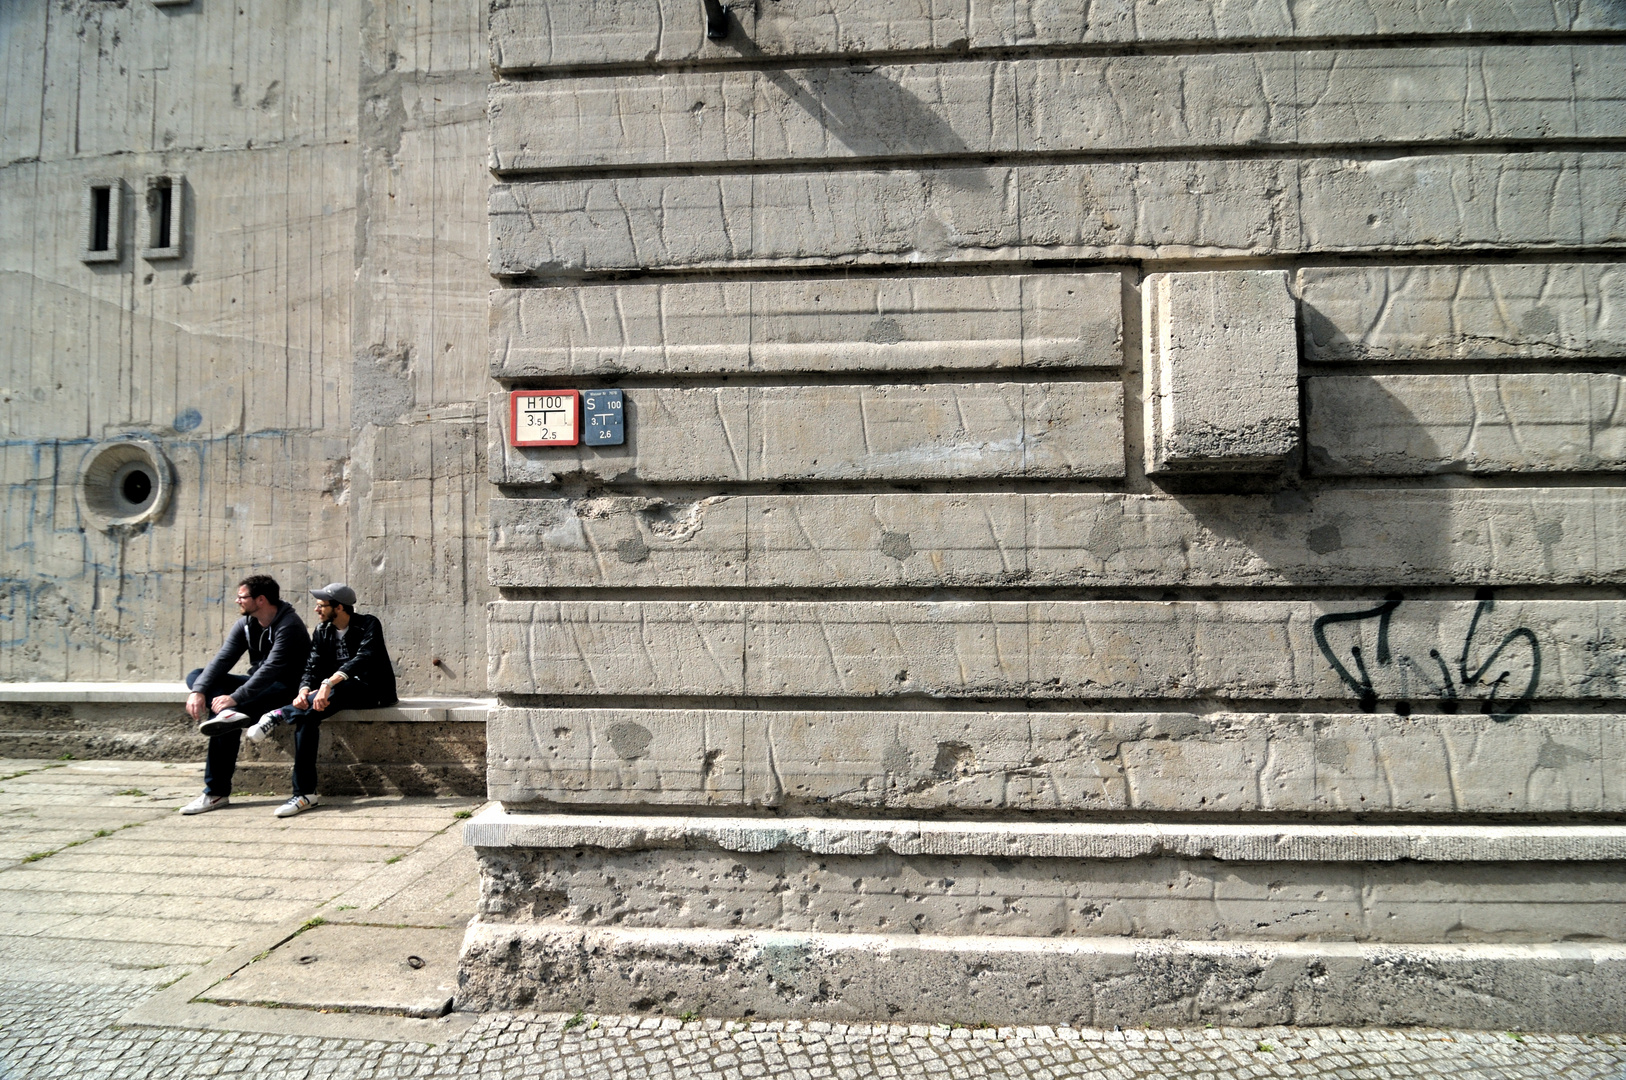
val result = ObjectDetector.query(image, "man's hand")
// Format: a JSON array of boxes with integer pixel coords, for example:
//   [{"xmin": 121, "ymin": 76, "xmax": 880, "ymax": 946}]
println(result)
[
  {"xmin": 210, "ymin": 695, "xmax": 237, "ymax": 715},
  {"xmin": 186, "ymin": 691, "xmax": 207, "ymax": 722},
  {"xmin": 293, "ymin": 687, "xmax": 313, "ymax": 710},
  {"xmin": 312, "ymin": 685, "xmax": 332, "ymax": 711}
]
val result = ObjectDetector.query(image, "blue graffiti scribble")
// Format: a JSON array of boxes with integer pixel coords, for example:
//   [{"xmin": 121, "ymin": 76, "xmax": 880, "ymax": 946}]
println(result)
[{"xmin": 173, "ymin": 409, "xmax": 203, "ymax": 432}]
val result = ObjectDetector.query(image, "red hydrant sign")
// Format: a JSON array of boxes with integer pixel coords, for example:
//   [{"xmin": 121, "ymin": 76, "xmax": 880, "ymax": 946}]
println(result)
[{"xmin": 510, "ymin": 390, "xmax": 579, "ymax": 446}]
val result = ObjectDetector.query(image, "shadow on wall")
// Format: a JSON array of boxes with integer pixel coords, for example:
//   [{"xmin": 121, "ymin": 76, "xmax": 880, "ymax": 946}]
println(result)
[
  {"xmin": 714, "ymin": 20, "xmax": 993, "ymax": 192},
  {"xmin": 1171, "ymin": 302, "xmax": 1542, "ymax": 721}
]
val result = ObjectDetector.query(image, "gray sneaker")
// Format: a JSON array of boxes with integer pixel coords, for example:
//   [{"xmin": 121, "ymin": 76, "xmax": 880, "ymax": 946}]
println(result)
[
  {"xmin": 180, "ymin": 792, "xmax": 229, "ymax": 815},
  {"xmin": 274, "ymin": 794, "xmax": 319, "ymax": 818}
]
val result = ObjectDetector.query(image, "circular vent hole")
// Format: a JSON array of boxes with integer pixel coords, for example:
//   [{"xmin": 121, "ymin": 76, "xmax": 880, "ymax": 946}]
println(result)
[
  {"xmin": 118, "ymin": 465, "xmax": 154, "ymax": 509},
  {"xmin": 77, "ymin": 440, "xmax": 172, "ymax": 530}
]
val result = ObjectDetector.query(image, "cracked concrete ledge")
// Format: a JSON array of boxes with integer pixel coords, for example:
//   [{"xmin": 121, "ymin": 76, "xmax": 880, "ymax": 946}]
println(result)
[
  {"xmin": 463, "ymin": 808, "xmax": 1626, "ymax": 863},
  {"xmin": 455, "ymin": 921, "xmax": 1626, "ymax": 1029},
  {"xmin": 489, "ymin": 0, "xmax": 1626, "ymax": 73},
  {"xmin": 489, "ymin": 47, "xmax": 1626, "ymax": 173}
]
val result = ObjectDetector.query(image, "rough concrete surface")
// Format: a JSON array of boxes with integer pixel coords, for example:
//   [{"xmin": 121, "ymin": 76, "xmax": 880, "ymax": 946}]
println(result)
[
  {"xmin": 1307, "ymin": 373, "xmax": 1626, "ymax": 475},
  {"xmin": 489, "ymin": 487, "xmax": 1626, "ymax": 589},
  {"xmin": 490, "ymin": 153, "xmax": 1626, "ymax": 274},
  {"xmin": 1299, "ymin": 263, "xmax": 1626, "ymax": 362},
  {"xmin": 490, "ymin": 47, "xmax": 1626, "ymax": 170},
  {"xmin": 490, "ymin": 0, "xmax": 1626, "ymax": 70},
  {"xmin": 485, "ymin": 707, "xmax": 1626, "ymax": 815},
  {"xmin": 457, "ymin": 921, "xmax": 1626, "ymax": 1029},
  {"xmin": 1144, "ymin": 270, "xmax": 1298, "ymax": 473},
  {"xmin": 471, "ymin": 842, "xmax": 1626, "ymax": 943},
  {"xmin": 487, "ymin": 598, "xmax": 1610, "ymax": 705},
  {"xmin": 489, "ymin": 382, "xmax": 1125, "ymax": 484},
  {"xmin": 490, "ymin": 273, "xmax": 1122, "ymax": 377}
]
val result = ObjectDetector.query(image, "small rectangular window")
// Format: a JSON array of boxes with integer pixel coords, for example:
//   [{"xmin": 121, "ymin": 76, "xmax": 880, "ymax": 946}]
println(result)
[
  {"xmin": 80, "ymin": 178, "xmax": 123, "ymax": 264},
  {"xmin": 141, "ymin": 173, "xmax": 185, "ymax": 260}
]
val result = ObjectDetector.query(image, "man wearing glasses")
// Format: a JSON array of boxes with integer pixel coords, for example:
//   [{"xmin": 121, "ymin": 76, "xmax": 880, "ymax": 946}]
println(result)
[
  {"xmin": 244, "ymin": 583, "xmax": 398, "ymax": 817},
  {"xmin": 180, "ymin": 575, "xmax": 311, "ymax": 815}
]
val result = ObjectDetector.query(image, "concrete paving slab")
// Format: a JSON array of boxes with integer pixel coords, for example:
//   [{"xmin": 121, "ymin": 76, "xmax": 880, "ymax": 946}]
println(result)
[
  {"xmin": 88, "ymin": 838, "xmax": 426, "ymax": 862},
  {"xmin": 0, "ymin": 890, "xmax": 127, "ymax": 915},
  {"xmin": 0, "ymin": 871, "xmax": 351, "ymax": 903},
  {"xmin": 43, "ymin": 914, "xmax": 282, "ymax": 949},
  {"xmin": 203, "ymin": 923, "xmax": 463, "ymax": 1018},
  {"xmin": 0, "ymin": 911, "xmax": 80, "ymax": 936},
  {"xmin": 33, "ymin": 852, "xmax": 387, "ymax": 879}
]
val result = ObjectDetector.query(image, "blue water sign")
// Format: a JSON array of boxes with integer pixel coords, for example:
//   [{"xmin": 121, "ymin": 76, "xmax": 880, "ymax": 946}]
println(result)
[{"xmin": 581, "ymin": 389, "xmax": 626, "ymax": 445}]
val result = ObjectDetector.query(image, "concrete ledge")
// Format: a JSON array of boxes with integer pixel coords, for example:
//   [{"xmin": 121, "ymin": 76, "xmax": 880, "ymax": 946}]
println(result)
[
  {"xmin": 465, "ymin": 808, "xmax": 1626, "ymax": 863},
  {"xmin": 0, "ymin": 682, "xmax": 495, "ymax": 716},
  {"xmin": 0, "ymin": 682, "xmax": 192, "ymax": 704},
  {"xmin": 456, "ymin": 921, "xmax": 1626, "ymax": 1029},
  {"xmin": 0, "ymin": 687, "xmax": 493, "ymax": 796}
]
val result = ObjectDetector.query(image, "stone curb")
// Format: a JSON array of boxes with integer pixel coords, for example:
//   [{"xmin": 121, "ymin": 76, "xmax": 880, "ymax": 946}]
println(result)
[{"xmin": 464, "ymin": 807, "xmax": 1626, "ymax": 862}]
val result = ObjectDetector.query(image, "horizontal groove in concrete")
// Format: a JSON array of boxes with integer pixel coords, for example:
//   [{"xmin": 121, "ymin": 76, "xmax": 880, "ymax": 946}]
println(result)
[{"xmin": 464, "ymin": 808, "xmax": 1626, "ymax": 862}]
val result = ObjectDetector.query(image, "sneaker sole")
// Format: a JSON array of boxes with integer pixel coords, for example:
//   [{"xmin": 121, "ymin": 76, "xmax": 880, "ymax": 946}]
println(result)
[{"xmin": 198, "ymin": 718, "xmax": 240, "ymax": 737}]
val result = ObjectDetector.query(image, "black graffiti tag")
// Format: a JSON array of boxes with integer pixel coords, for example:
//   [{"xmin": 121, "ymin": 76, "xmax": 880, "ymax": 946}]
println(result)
[{"xmin": 1312, "ymin": 594, "xmax": 1541, "ymax": 721}]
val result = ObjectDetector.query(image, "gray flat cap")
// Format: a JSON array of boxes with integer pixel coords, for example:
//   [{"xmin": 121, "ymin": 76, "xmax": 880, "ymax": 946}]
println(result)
[{"xmin": 310, "ymin": 582, "xmax": 358, "ymax": 606}]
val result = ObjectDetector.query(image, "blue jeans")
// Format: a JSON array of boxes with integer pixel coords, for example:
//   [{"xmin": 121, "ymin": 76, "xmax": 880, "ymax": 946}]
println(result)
[{"xmin": 186, "ymin": 668, "xmax": 294, "ymax": 797}]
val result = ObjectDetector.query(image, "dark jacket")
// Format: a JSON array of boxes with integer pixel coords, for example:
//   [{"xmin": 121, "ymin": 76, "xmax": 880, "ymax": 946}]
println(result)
[
  {"xmin": 195, "ymin": 601, "xmax": 311, "ymax": 701},
  {"xmin": 300, "ymin": 613, "xmax": 398, "ymax": 705}
]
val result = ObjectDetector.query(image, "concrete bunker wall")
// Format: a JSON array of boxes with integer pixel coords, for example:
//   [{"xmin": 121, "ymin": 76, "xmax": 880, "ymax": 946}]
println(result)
[
  {"xmin": 467, "ymin": 0, "xmax": 1626, "ymax": 1028},
  {"xmin": 0, "ymin": 0, "xmax": 493, "ymax": 695}
]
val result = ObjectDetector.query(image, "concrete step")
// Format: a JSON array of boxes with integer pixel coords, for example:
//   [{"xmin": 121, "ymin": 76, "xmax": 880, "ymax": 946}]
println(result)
[{"xmin": 458, "ymin": 808, "xmax": 1626, "ymax": 1028}]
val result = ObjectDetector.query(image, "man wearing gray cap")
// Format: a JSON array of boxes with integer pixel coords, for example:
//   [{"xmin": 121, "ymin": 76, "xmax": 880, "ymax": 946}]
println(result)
[{"xmin": 247, "ymin": 582, "xmax": 399, "ymax": 817}]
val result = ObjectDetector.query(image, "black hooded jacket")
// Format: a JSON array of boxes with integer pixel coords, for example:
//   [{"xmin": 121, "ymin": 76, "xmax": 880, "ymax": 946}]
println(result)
[
  {"xmin": 194, "ymin": 601, "xmax": 311, "ymax": 701},
  {"xmin": 300, "ymin": 613, "xmax": 399, "ymax": 705}
]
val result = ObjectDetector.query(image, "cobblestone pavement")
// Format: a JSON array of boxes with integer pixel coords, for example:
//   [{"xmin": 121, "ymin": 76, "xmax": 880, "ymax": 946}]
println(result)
[
  {"xmin": 4, "ymin": 759, "xmax": 1626, "ymax": 1079},
  {"xmin": 4, "ymin": 978, "xmax": 1626, "ymax": 1080}
]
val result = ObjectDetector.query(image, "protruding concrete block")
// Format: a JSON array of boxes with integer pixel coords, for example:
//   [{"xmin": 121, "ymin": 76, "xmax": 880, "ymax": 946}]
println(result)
[{"xmin": 1144, "ymin": 270, "xmax": 1299, "ymax": 473}]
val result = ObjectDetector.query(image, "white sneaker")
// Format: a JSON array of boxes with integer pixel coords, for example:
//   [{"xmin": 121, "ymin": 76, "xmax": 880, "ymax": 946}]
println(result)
[
  {"xmin": 275, "ymin": 794, "xmax": 319, "ymax": 818},
  {"xmin": 198, "ymin": 709, "xmax": 250, "ymax": 737},
  {"xmin": 245, "ymin": 711, "xmax": 280, "ymax": 743},
  {"xmin": 180, "ymin": 792, "xmax": 229, "ymax": 815}
]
